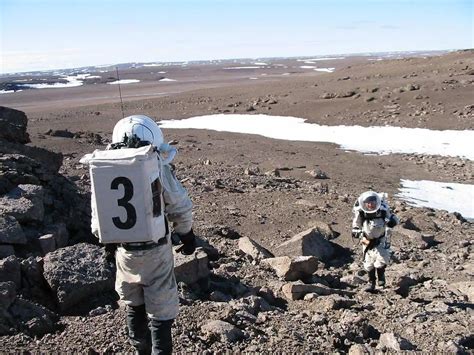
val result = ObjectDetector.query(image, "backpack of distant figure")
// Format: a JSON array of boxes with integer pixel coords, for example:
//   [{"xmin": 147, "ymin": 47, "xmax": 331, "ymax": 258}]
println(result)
[{"xmin": 80, "ymin": 145, "xmax": 166, "ymax": 244}]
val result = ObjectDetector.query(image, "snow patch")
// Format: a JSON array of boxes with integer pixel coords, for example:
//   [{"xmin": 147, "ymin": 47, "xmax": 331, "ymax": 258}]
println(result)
[
  {"xmin": 314, "ymin": 68, "xmax": 335, "ymax": 73},
  {"xmin": 108, "ymin": 79, "xmax": 140, "ymax": 85},
  {"xmin": 158, "ymin": 114, "xmax": 474, "ymax": 160},
  {"xmin": 397, "ymin": 179, "xmax": 474, "ymax": 220},
  {"xmin": 159, "ymin": 78, "xmax": 176, "ymax": 82},
  {"xmin": 223, "ymin": 66, "xmax": 261, "ymax": 70}
]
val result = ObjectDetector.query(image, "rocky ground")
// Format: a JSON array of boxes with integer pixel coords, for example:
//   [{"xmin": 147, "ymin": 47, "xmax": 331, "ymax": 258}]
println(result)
[{"xmin": 0, "ymin": 50, "xmax": 473, "ymax": 353}]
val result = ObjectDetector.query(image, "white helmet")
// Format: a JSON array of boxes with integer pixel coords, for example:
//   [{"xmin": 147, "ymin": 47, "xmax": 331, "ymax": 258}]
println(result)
[
  {"xmin": 358, "ymin": 191, "xmax": 382, "ymax": 213},
  {"xmin": 112, "ymin": 115, "xmax": 164, "ymax": 148},
  {"xmin": 111, "ymin": 115, "xmax": 176, "ymax": 164}
]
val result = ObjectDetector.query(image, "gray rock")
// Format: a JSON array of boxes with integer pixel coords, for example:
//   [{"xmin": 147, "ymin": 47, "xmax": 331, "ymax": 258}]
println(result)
[
  {"xmin": 377, "ymin": 332, "xmax": 415, "ymax": 351},
  {"xmin": 0, "ymin": 245, "xmax": 15, "ymax": 259},
  {"xmin": 0, "ymin": 215, "xmax": 26, "ymax": 244},
  {"xmin": 38, "ymin": 234, "xmax": 56, "ymax": 255},
  {"xmin": 238, "ymin": 237, "xmax": 273, "ymax": 261},
  {"xmin": 20, "ymin": 257, "xmax": 52, "ymax": 308},
  {"xmin": 201, "ymin": 320, "xmax": 245, "ymax": 343},
  {"xmin": 0, "ymin": 184, "xmax": 45, "ymax": 223},
  {"xmin": 274, "ymin": 226, "xmax": 335, "ymax": 262},
  {"xmin": 319, "ymin": 295, "xmax": 357, "ymax": 310},
  {"xmin": 281, "ymin": 281, "xmax": 351, "ymax": 300},
  {"xmin": 306, "ymin": 169, "xmax": 329, "ymax": 179},
  {"xmin": 44, "ymin": 223, "xmax": 69, "ymax": 248},
  {"xmin": 0, "ymin": 106, "xmax": 30, "ymax": 144},
  {"xmin": 256, "ymin": 286, "xmax": 279, "ymax": 306},
  {"xmin": 0, "ymin": 281, "xmax": 16, "ymax": 310},
  {"xmin": 89, "ymin": 306, "xmax": 108, "ymax": 316},
  {"xmin": 262, "ymin": 256, "xmax": 318, "ymax": 281},
  {"xmin": 9, "ymin": 298, "xmax": 58, "ymax": 336},
  {"xmin": 229, "ymin": 295, "xmax": 272, "ymax": 315},
  {"xmin": 303, "ymin": 293, "xmax": 318, "ymax": 301},
  {"xmin": 174, "ymin": 249, "xmax": 210, "ymax": 285},
  {"xmin": 0, "ymin": 256, "xmax": 21, "ymax": 289},
  {"xmin": 425, "ymin": 301, "xmax": 453, "ymax": 314},
  {"xmin": 43, "ymin": 243, "xmax": 115, "ymax": 311},
  {"xmin": 448, "ymin": 281, "xmax": 474, "ymax": 301},
  {"xmin": 209, "ymin": 290, "xmax": 232, "ymax": 302},
  {"xmin": 348, "ymin": 344, "xmax": 373, "ymax": 355},
  {"xmin": 340, "ymin": 274, "xmax": 366, "ymax": 287},
  {"xmin": 443, "ymin": 340, "xmax": 467, "ymax": 355},
  {"xmin": 311, "ymin": 314, "xmax": 327, "ymax": 325}
]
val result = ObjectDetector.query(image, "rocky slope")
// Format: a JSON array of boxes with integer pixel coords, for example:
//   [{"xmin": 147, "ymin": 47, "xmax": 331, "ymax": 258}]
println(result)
[{"xmin": 0, "ymin": 51, "xmax": 473, "ymax": 353}]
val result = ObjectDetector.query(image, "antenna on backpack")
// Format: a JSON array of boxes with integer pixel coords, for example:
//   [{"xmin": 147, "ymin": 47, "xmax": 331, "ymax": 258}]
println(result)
[{"xmin": 115, "ymin": 66, "xmax": 125, "ymax": 118}]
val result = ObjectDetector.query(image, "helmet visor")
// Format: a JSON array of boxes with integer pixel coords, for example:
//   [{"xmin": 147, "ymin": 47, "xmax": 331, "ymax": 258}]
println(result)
[{"xmin": 362, "ymin": 196, "xmax": 379, "ymax": 212}]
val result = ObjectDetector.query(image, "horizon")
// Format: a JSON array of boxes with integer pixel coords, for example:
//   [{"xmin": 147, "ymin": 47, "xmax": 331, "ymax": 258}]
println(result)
[
  {"xmin": 1, "ymin": 0, "xmax": 473, "ymax": 74},
  {"xmin": 0, "ymin": 48, "xmax": 458, "ymax": 76}
]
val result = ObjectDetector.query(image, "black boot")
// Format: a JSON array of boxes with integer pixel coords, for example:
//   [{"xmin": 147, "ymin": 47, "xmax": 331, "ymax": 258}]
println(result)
[
  {"xmin": 150, "ymin": 319, "xmax": 173, "ymax": 355},
  {"xmin": 126, "ymin": 305, "xmax": 151, "ymax": 355},
  {"xmin": 365, "ymin": 268, "xmax": 376, "ymax": 292},
  {"xmin": 376, "ymin": 266, "xmax": 386, "ymax": 287}
]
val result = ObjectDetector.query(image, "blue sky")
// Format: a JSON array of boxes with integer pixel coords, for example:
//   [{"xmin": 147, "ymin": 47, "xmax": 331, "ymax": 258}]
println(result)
[{"xmin": 1, "ymin": 0, "xmax": 472, "ymax": 73}]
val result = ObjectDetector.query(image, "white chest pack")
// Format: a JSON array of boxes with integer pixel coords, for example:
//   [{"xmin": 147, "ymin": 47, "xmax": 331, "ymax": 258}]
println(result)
[{"xmin": 80, "ymin": 145, "xmax": 167, "ymax": 244}]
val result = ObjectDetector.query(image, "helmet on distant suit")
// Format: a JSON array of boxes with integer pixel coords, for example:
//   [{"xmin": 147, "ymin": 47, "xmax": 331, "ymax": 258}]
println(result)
[
  {"xmin": 112, "ymin": 115, "xmax": 164, "ymax": 148},
  {"xmin": 358, "ymin": 191, "xmax": 382, "ymax": 213}
]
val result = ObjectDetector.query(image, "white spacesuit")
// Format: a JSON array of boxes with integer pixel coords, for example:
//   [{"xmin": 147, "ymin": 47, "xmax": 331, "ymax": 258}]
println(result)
[
  {"xmin": 352, "ymin": 191, "xmax": 399, "ymax": 292},
  {"xmin": 87, "ymin": 115, "xmax": 194, "ymax": 354}
]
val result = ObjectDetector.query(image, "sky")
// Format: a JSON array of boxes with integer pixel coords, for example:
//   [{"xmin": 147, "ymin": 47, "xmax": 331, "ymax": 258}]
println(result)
[{"xmin": 0, "ymin": 0, "xmax": 472, "ymax": 73}]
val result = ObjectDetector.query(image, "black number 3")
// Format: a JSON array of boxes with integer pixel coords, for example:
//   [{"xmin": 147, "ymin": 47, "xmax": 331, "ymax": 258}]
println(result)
[{"xmin": 111, "ymin": 177, "xmax": 137, "ymax": 229}]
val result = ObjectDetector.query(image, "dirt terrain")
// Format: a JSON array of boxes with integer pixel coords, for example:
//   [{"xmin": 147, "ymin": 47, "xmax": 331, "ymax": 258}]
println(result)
[{"xmin": 0, "ymin": 50, "xmax": 473, "ymax": 353}]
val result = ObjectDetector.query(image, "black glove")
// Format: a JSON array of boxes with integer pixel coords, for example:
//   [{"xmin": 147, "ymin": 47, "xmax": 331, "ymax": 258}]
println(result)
[
  {"xmin": 104, "ymin": 244, "xmax": 117, "ymax": 264},
  {"xmin": 351, "ymin": 228, "xmax": 362, "ymax": 239},
  {"xmin": 177, "ymin": 229, "xmax": 196, "ymax": 255}
]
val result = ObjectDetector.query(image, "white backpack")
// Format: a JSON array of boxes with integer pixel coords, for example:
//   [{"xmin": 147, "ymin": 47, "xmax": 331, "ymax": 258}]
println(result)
[{"xmin": 80, "ymin": 145, "xmax": 167, "ymax": 244}]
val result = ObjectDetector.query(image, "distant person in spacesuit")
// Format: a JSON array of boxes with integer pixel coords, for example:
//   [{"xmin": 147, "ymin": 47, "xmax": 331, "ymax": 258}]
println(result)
[{"xmin": 352, "ymin": 191, "xmax": 399, "ymax": 292}]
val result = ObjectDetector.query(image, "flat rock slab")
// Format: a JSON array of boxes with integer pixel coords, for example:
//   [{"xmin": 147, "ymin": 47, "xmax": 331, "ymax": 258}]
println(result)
[
  {"xmin": 282, "ymin": 281, "xmax": 353, "ymax": 300},
  {"xmin": 43, "ymin": 243, "xmax": 115, "ymax": 311},
  {"xmin": 274, "ymin": 226, "xmax": 335, "ymax": 262},
  {"xmin": 262, "ymin": 256, "xmax": 318, "ymax": 281}
]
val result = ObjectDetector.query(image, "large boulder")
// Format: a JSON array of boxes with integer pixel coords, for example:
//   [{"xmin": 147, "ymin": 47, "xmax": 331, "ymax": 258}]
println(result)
[
  {"xmin": 8, "ymin": 298, "xmax": 58, "ymax": 336},
  {"xmin": 0, "ymin": 281, "xmax": 16, "ymax": 310},
  {"xmin": 0, "ymin": 256, "xmax": 21, "ymax": 289},
  {"xmin": 274, "ymin": 226, "xmax": 335, "ymax": 262},
  {"xmin": 0, "ymin": 215, "xmax": 26, "ymax": 244},
  {"xmin": 262, "ymin": 256, "xmax": 318, "ymax": 281},
  {"xmin": 0, "ymin": 184, "xmax": 45, "ymax": 223},
  {"xmin": 0, "ymin": 106, "xmax": 30, "ymax": 144},
  {"xmin": 42, "ymin": 243, "xmax": 115, "ymax": 311},
  {"xmin": 20, "ymin": 257, "xmax": 54, "ymax": 308}
]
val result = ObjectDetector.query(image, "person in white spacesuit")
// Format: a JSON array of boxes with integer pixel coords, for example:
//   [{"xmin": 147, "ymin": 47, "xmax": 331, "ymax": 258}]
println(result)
[
  {"xmin": 99, "ymin": 115, "xmax": 195, "ymax": 354},
  {"xmin": 352, "ymin": 191, "xmax": 399, "ymax": 292}
]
